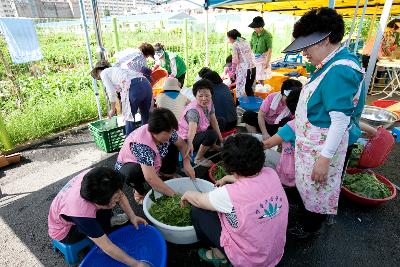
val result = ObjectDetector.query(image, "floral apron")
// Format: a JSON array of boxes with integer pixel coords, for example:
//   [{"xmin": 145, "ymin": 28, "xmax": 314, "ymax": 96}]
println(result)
[
  {"xmin": 295, "ymin": 48, "xmax": 364, "ymax": 215},
  {"xmin": 255, "ymin": 54, "xmax": 271, "ymax": 81},
  {"xmin": 235, "ymin": 63, "xmax": 248, "ymax": 98}
]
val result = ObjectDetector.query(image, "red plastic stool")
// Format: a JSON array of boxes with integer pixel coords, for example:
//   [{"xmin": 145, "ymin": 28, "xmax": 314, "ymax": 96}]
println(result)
[{"xmin": 221, "ymin": 128, "xmax": 238, "ymax": 138}]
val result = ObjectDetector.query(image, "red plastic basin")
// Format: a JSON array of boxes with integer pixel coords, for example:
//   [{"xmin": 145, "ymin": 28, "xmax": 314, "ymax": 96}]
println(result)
[
  {"xmin": 371, "ymin": 100, "xmax": 399, "ymax": 108},
  {"xmin": 341, "ymin": 168, "xmax": 397, "ymax": 206}
]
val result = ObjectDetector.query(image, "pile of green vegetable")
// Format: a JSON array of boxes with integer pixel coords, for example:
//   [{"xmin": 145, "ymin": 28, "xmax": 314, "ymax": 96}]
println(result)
[
  {"xmin": 149, "ymin": 194, "xmax": 192, "ymax": 227},
  {"xmin": 343, "ymin": 172, "xmax": 392, "ymax": 199},
  {"xmin": 348, "ymin": 143, "xmax": 365, "ymax": 168},
  {"xmin": 212, "ymin": 161, "xmax": 228, "ymax": 181}
]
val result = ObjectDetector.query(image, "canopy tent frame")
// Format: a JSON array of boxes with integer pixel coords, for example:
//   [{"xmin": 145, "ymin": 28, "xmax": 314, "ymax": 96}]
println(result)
[{"xmin": 206, "ymin": 0, "xmax": 398, "ymax": 92}]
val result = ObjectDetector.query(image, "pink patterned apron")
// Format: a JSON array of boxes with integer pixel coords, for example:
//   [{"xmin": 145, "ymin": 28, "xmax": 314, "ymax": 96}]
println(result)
[{"xmin": 295, "ymin": 47, "xmax": 364, "ymax": 215}]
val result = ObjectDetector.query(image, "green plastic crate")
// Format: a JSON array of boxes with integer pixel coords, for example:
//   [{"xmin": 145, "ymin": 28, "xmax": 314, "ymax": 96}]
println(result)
[{"xmin": 88, "ymin": 117, "xmax": 125, "ymax": 153}]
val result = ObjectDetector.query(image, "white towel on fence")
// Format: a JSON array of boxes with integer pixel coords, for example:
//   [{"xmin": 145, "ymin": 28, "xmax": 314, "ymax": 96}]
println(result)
[{"xmin": 0, "ymin": 18, "xmax": 43, "ymax": 64}]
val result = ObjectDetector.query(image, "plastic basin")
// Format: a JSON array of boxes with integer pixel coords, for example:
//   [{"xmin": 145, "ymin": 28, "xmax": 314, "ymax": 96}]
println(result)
[
  {"xmin": 80, "ymin": 224, "xmax": 167, "ymax": 267},
  {"xmin": 341, "ymin": 168, "xmax": 397, "ymax": 206},
  {"xmin": 143, "ymin": 178, "xmax": 215, "ymax": 244},
  {"xmin": 238, "ymin": 96, "xmax": 263, "ymax": 112},
  {"xmin": 371, "ymin": 100, "xmax": 399, "ymax": 108}
]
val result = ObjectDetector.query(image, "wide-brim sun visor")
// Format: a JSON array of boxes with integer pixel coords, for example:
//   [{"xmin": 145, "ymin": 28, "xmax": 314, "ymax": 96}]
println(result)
[{"xmin": 282, "ymin": 32, "xmax": 331, "ymax": 53}]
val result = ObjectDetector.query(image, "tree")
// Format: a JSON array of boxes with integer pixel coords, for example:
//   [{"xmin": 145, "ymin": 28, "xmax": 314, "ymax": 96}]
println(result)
[{"xmin": 104, "ymin": 9, "xmax": 110, "ymax": 17}]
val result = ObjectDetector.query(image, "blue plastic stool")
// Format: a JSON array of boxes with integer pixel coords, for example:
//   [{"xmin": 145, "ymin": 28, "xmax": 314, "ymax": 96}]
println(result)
[
  {"xmin": 392, "ymin": 127, "xmax": 400, "ymax": 142},
  {"xmin": 284, "ymin": 52, "xmax": 303, "ymax": 63},
  {"xmin": 52, "ymin": 238, "xmax": 94, "ymax": 265}
]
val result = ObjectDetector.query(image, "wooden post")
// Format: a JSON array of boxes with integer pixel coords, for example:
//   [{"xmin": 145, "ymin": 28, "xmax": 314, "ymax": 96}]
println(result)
[
  {"xmin": 224, "ymin": 14, "xmax": 229, "ymax": 61},
  {"xmin": 184, "ymin": 18, "xmax": 189, "ymax": 69},
  {"xmin": 112, "ymin": 16, "xmax": 120, "ymax": 52},
  {"xmin": 0, "ymin": 112, "xmax": 13, "ymax": 150}
]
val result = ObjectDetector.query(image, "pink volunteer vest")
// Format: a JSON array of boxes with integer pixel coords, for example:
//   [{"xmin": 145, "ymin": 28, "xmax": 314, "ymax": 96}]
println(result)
[
  {"xmin": 48, "ymin": 169, "xmax": 98, "ymax": 241},
  {"xmin": 177, "ymin": 100, "xmax": 212, "ymax": 140},
  {"xmin": 219, "ymin": 167, "xmax": 289, "ymax": 267},
  {"xmin": 117, "ymin": 124, "xmax": 162, "ymax": 171},
  {"xmin": 276, "ymin": 120, "xmax": 296, "ymax": 187}
]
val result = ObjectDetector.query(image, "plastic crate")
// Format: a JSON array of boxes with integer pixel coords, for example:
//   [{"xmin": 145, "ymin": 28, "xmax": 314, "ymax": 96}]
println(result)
[{"xmin": 88, "ymin": 117, "xmax": 125, "ymax": 153}]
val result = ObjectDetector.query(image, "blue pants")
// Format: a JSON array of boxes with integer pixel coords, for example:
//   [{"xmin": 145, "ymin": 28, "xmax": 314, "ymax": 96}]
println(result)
[{"xmin": 126, "ymin": 77, "xmax": 153, "ymax": 136}]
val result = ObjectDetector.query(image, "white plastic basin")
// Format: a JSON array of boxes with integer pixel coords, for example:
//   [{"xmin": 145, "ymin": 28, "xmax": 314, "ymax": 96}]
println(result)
[{"xmin": 143, "ymin": 178, "xmax": 215, "ymax": 244}]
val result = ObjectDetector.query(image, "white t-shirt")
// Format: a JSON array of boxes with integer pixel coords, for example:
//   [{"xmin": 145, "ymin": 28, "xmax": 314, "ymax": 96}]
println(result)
[{"xmin": 208, "ymin": 186, "xmax": 234, "ymax": 213}]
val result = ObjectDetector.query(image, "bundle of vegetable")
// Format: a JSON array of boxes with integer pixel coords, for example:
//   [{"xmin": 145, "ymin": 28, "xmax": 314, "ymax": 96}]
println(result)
[
  {"xmin": 348, "ymin": 143, "xmax": 364, "ymax": 168},
  {"xmin": 343, "ymin": 172, "xmax": 392, "ymax": 199},
  {"xmin": 212, "ymin": 161, "xmax": 228, "ymax": 181},
  {"xmin": 149, "ymin": 194, "xmax": 192, "ymax": 227}
]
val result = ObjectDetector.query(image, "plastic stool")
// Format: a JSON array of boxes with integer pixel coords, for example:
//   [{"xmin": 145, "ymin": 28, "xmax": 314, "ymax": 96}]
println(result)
[
  {"xmin": 284, "ymin": 52, "xmax": 302, "ymax": 63},
  {"xmin": 52, "ymin": 238, "xmax": 94, "ymax": 265},
  {"xmin": 392, "ymin": 127, "xmax": 400, "ymax": 142}
]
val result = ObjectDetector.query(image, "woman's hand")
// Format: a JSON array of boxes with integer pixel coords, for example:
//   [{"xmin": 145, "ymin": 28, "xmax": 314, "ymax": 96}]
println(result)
[
  {"xmin": 186, "ymin": 142, "xmax": 194, "ymax": 158},
  {"xmin": 180, "ymin": 192, "xmax": 191, "ymax": 207},
  {"xmin": 130, "ymin": 215, "xmax": 148, "ymax": 230},
  {"xmin": 183, "ymin": 161, "xmax": 196, "ymax": 180},
  {"xmin": 311, "ymin": 156, "xmax": 330, "ymax": 183},
  {"xmin": 132, "ymin": 261, "xmax": 150, "ymax": 267},
  {"xmin": 215, "ymin": 178, "xmax": 227, "ymax": 187},
  {"xmin": 262, "ymin": 132, "xmax": 270, "ymax": 141}
]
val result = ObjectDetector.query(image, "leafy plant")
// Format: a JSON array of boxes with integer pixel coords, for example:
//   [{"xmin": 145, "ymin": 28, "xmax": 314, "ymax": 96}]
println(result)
[
  {"xmin": 149, "ymin": 194, "xmax": 191, "ymax": 227},
  {"xmin": 343, "ymin": 172, "xmax": 391, "ymax": 199},
  {"xmin": 212, "ymin": 161, "xmax": 228, "ymax": 181},
  {"xmin": 348, "ymin": 143, "xmax": 365, "ymax": 168}
]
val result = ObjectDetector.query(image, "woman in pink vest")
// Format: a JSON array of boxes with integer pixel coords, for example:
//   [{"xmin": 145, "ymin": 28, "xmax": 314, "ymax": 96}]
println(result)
[
  {"xmin": 242, "ymin": 79, "xmax": 302, "ymax": 140},
  {"xmin": 116, "ymin": 108, "xmax": 195, "ymax": 204},
  {"xmin": 177, "ymin": 79, "xmax": 223, "ymax": 167},
  {"xmin": 48, "ymin": 167, "xmax": 149, "ymax": 267},
  {"xmin": 263, "ymin": 89, "xmax": 301, "ymax": 187},
  {"xmin": 181, "ymin": 134, "xmax": 289, "ymax": 267}
]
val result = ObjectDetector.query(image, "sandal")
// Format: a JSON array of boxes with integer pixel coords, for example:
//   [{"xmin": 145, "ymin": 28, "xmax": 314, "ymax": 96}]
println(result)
[
  {"xmin": 198, "ymin": 248, "xmax": 228, "ymax": 267},
  {"xmin": 134, "ymin": 191, "xmax": 144, "ymax": 205},
  {"xmin": 194, "ymin": 158, "xmax": 214, "ymax": 168}
]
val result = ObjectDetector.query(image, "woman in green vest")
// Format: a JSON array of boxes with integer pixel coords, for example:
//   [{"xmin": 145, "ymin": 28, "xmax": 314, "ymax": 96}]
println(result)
[
  {"xmin": 249, "ymin": 16, "xmax": 273, "ymax": 83},
  {"xmin": 154, "ymin": 43, "xmax": 187, "ymax": 87}
]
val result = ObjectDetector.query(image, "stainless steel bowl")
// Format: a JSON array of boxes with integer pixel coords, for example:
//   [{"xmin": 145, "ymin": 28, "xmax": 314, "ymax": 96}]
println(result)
[{"xmin": 360, "ymin": 105, "xmax": 399, "ymax": 129}]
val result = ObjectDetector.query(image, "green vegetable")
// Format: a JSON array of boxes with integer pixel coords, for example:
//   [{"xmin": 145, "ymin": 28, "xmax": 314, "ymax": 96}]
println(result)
[
  {"xmin": 343, "ymin": 172, "xmax": 391, "ymax": 199},
  {"xmin": 149, "ymin": 194, "xmax": 192, "ymax": 226},
  {"xmin": 348, "ymin": 143, "xmax": 365, "ymax": 168},
  {"xmin": 213, "ymin": 161, "xmax": 228, "ymax": 181}
]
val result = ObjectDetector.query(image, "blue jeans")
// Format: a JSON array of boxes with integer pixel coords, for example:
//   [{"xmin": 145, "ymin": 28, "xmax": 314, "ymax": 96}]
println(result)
[{"xmin": 126, "ymin": 77, "xmax": 153, "ymax": 136}]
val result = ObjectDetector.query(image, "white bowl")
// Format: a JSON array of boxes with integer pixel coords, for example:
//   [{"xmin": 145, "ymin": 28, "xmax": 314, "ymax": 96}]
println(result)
[{"xmin": 143, "ymin": 178, "xmax": 215, "ymax": 244}]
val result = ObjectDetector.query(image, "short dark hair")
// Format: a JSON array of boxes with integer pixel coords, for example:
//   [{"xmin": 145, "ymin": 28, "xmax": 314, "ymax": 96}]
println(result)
[
  {"xmin": 387, "ymin": 18, "xmax": 400, "ymax": 29},
  {"xmin": 80, "ymin": 167, "xmax": 124, "ymax": 206},
  {"xmin": 139, "ymin": 42, "xmax": 155, "ymax": 57},
  {"xmin": 227, "ymin": 29, "xmax": 241, "ymax": 40},
  {"xmin": 192, "ymin": 79, "xmax": 213, "ymax": 96},
  {"xmin": 198, "ymin": 67, "xmax": 211, "ymax": 78},
  {"xmin": 154, "ymin": 42, "xmax": 165, "ymax": 52},
  {"xmin": 226, "ymin": 55, "xmax": 232, "ymax": 64},
  {"xmin": 286, "ymin": 89, "xmax": 302, "ymax": 114},
  {"xmin": 292, "ymin": 8, "xmax": 344, "ymax": 44},
  {"xmin": 148, "ymin": 108, "xmax": 178, "ymax": 134},
  {"xmin": 222, "ymin": 134, "xmax": 265, "ymax": 177},
  {"xmin": 281, "ymin": 79, "xmax": 303, "ymax": 95},
  {"xmin": 203, "ymin": 70, "xmax": 223, "ymax": 85}
]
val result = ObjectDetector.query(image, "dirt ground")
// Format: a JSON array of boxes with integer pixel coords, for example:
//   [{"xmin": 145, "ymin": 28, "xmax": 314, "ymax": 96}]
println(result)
[{"xmin": 1, "ymin": 97, "xmax": 400, "ymax": 266}]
